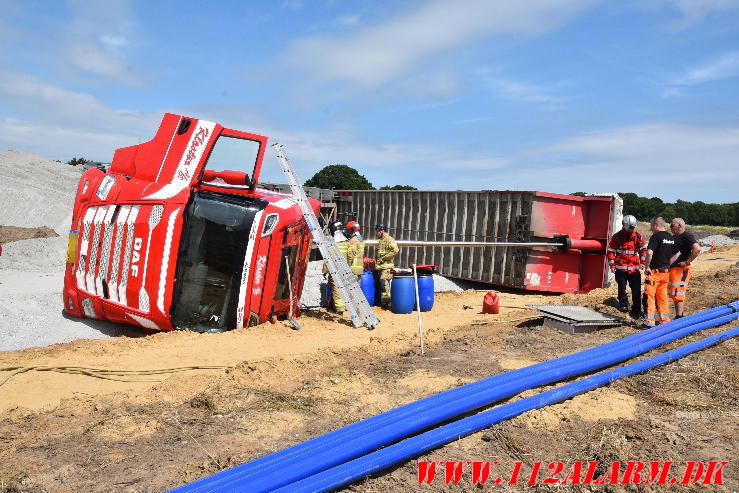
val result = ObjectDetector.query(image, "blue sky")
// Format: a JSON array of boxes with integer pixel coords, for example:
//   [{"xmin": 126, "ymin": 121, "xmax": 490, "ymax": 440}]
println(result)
[{"xmin": 1, "ymin": 0, "xmax": 738, "ymax": 202}]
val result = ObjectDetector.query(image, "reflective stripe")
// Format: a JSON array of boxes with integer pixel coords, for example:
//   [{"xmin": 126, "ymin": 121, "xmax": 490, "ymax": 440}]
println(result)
[
  {"xmin": 668, "ymin": 282, "xmax": 687, "ymax": 287},
  {"xmin": 615, "ymin": 249, "xmax": 638, "ymax": 254},
  {"xmin": 615, "ymin": 265, "xmax": 639, "ymax": 270},
  {"xmin": 86, "ymin": 206, "xmax": 108, "ymax": 294},
  {"xmin": 108, "ymin": 205, "xmax": 132, "ymax": 303},
  {"xmin": 608, "ymin": 260, "xmax": 615, "ymax": 264},
  {"xmin": 645, "ymin": 315, "xmax": 655, "ymax": 321},
  {"xmin": 672, "ymin": 291, "xmax": 686, "ymax": 296},
  {"xmin": 607, "ymin": 248, "xmax": 616, "ymax": 252},
  {"xmin": 157, "ymin": 207, "xmax": 181, "ymax": 314},
  {"xmin": 659, "ymin": 314, "xmax": 670, "ymax": 318},
  {"xmin": 119, "ymin": 205, "xmax": 140, "ymax": 306}
]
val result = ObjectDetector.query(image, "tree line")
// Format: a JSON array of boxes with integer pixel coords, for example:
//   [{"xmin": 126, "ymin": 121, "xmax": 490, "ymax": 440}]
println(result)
[{"xmin": 573, "ymin": 192, "xmax": 739, "ymax": 227}]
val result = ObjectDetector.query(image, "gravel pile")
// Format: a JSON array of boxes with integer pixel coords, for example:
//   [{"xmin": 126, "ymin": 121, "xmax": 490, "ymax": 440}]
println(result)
[
  {"xmin": 0, "ymin": 151, "xmax": 122, "ymax": 351},
  {"xmin": 300, "ymin": 260, "xmax": 326, "ymax": 307},
  {"xmin": 698, "ymin": 234, "xmax": 739, "ymax": 247},
  {"xmin": 0, "ymin": 150, "xmax": 81, "ymax": 232},
  {"xmin": 0, "ymin": 236, "xmax": 129, "ymax": 351},
  {"xmin": 0, "ymin": 236, "xmax": 68, "ymax": 272}
]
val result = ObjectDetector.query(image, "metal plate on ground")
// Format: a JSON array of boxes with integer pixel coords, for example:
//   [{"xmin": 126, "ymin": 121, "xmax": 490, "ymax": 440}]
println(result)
[{"xmin": 528, "ymin": 304, "xmax": 624, "ymax": 334}]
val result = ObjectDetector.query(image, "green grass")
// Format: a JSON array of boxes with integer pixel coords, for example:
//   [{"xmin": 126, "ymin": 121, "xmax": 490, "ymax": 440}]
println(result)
[{"xmin": 687, "ymin": 224, "xmax": 738, "ymax": 234}]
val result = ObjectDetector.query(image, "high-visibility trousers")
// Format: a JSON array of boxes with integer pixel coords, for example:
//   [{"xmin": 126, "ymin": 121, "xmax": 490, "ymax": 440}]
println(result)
[
  {"xmin": 329, "ymin": 275, "xmax": 361, "ymax": 313},
  {"xmin": 644, "ymin": 270, "xmax": 670, "ymax": 327},
  {"xmin": 668, "ymin": 266, "xmax": 692, "ymax": 302},
  {"xmin": 375, "ymin": 269, "xmax": 393, "ymax": 303},
  {"xmin": 329, "ymin": 277, "xmax": 345, "ymax": 312}
]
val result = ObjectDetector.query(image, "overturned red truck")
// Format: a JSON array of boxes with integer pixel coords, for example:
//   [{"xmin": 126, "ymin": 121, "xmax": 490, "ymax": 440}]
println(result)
[{"xmin": 63, "ymin": 113, "xmax": 319, "ymax": 332}]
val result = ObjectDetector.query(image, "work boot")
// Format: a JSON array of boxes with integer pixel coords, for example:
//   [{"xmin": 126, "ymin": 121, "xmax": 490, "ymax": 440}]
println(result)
[
  {"xmin": 629, "ymin": 310, "xmax": 643, "ymax": 319},
  {"xmin": 618, "ymin": 306, "xmax": 629, "ymax": 313}
]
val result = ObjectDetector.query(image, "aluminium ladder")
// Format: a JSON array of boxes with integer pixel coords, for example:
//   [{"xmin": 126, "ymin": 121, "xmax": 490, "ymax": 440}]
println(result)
[{"xmin": 272, "ymin": 144, "xmax": 379, "ymax": 330}]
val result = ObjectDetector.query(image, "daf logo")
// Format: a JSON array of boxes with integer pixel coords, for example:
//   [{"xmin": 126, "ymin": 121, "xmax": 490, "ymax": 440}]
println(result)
[{"xmin": 131, "ymin": 237, "xmax": 143, "ymax": 277}]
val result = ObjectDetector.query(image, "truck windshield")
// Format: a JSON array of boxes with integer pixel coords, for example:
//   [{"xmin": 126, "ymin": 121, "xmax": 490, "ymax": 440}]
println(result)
[{"xmin": 171, "ymin": 191, "xmax": 265, "ymax": 332}]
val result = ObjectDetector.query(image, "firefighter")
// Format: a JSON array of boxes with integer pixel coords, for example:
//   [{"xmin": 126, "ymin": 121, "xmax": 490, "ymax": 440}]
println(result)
[
  {"xmin": 324, "ymin": 221, "xmax": 348, "ymax": 314},
  {"xmin": 323, "ymin": 221, "xmax": 364, "ymax": 315},
  {"xmin": 344, "ymin": 221, "xmax": 365, "ymax": 276},
  {"xmin": 373, "ymin": 223, "xmax": 399, "ymax": 307},
  {"xmin": 669, "ymin": 218, "xmax": 701, "ymax": 318},
  {"xmin": 607, "ymin": 215, "xmax": 646, "ymax": 318},
  {"xmin": 643, "ymin": 217, "xmax": 679, "ymax": 328},
  {"xmin": 346, "ymin": 221, "xmax": 363, "ymax": 241}
]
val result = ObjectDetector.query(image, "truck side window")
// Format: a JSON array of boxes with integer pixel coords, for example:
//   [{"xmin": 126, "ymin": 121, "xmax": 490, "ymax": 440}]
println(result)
[{"xmin": 204, "ymin": 136, "xmax": 261, "ymax": 179}]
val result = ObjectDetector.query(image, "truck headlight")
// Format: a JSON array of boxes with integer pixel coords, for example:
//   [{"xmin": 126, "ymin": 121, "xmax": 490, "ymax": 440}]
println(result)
[{"xmin": 96, "ymin": 175, "xmax": 116, "ymax": 200}]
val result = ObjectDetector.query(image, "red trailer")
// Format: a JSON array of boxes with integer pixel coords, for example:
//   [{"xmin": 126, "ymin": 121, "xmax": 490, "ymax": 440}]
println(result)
[{"xmin": 63, "ymin": 113, "xmax": 319, "ymax": 332}]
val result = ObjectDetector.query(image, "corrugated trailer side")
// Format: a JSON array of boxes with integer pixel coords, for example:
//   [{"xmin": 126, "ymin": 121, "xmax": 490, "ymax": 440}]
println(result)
[{"xmin": 335, "ymin": 190, "xmax": 620, "ymax": 294}]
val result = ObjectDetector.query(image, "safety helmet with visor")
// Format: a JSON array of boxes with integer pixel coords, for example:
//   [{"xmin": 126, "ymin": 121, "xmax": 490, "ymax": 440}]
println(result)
[{"xmin": 622, "ymin": 215, "xmax": 637, "ymax": 230}]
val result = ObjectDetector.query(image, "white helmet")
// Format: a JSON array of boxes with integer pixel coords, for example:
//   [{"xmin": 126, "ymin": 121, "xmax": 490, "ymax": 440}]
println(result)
[{"xmin": 622, "ymin": 215, "xmax": 637, "ymax": 230}]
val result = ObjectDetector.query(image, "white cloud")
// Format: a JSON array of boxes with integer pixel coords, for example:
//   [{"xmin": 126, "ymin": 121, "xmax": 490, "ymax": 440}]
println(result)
[
  {"xmin": 0, "ymin": 69, "xmax": 158, "ymax": 160},
  {"xmin": 0, "ymin": 70, "xmax": 153, "ymax": 131},
  {"xmin": 667, "ymin": 0, "xmax": 739, "ymax": 24},
  {"xmin": 676, "ymin": 51, "xmax": 739, "ymax": 85},
  {"xmin": 0, "ymin": 116, "xmax": 142, "ymax": 161},
  {"xmin": 281, "ymin": 0, "xmax": 303, "ymax": 10},
  {"xmin": 663, "ymin": 50, "xmax": 739, "ymax": 97},
  {"xmin": 487, "ymin": 122, "xmax": 739, "ymax": 201},
  {"xmin": 277, "ymin": 0, "xmax": 594, "ymax": 90},
  {"xmin": 479, "ymin": 69, "xmax": 566, "ymax": 107},
  {"xmin": 60, "ymin": 0, "xmax": 142, "ymax": 86},
  {"xmin": 335, "ymin": 14, "xmax": 361, "ymax": 27},
  {"xmin": 437, "ymin": 156, "xmax": 511, "ymax": 170}
]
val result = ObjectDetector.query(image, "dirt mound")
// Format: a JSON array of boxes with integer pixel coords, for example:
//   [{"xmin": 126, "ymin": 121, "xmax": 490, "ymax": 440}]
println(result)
[{"xmin": 0, "ymin": 225, "xmax": 58, "ymax": 244}]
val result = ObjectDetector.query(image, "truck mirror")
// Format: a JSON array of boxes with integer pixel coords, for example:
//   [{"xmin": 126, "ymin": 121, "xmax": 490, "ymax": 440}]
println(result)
[{"xmin": 202, "ymin": 169, "xmax": 250, "ymax": 186}]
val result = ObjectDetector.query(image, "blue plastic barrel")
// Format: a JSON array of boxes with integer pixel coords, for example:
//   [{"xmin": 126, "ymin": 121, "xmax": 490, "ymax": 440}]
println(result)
[
  {"xmin": 415, "ymin": 275, "xmax": 434, "ymax": 312},
  {"xmin": 321, "ymin": 282, "xmax": 332, "ymax": 308},
  {"xmin": 391, "ymin": 276, "xmax": 415, "ymax": 314},
  {"xmin": 360, "ymin": 271, "xmax": 375, "ymax": 306}
]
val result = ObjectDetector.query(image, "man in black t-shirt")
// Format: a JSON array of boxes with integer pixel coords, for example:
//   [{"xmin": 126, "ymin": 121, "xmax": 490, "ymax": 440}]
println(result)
[
  {"xmin": 642, "ymin": 217, "xmax": 679, "ymax": 328},
  {"xmin": 669, "ymin": 218, "xmax": 701, "ymax": 318}
]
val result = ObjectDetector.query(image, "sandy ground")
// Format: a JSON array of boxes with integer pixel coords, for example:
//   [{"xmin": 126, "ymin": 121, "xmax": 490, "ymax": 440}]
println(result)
[{"xmin": 1, "ymin": 246, "xmax": 737, "ymax": 492}]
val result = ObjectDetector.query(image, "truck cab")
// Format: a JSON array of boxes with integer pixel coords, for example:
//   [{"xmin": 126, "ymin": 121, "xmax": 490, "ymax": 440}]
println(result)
[{"xmin": 63, "ymin": 113, "xmax": 319, "ymax": 332}]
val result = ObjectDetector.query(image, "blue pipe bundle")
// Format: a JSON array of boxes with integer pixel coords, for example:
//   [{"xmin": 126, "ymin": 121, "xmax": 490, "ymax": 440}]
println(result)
[{"xmin": 172, "ymin": 301, "xmax": 739, "ymax": 493}]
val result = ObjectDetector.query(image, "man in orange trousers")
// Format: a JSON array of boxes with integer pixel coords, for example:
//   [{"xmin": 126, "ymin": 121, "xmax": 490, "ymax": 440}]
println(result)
[{"xmin": 642, "ymin": 217, "xmax": 679, "ymax": 328}]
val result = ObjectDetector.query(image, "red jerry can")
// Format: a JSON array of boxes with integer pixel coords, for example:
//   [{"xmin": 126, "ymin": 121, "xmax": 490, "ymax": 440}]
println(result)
[{"xmin": 482, "ymin": 291, "xmax": 499, "ymax": 314}]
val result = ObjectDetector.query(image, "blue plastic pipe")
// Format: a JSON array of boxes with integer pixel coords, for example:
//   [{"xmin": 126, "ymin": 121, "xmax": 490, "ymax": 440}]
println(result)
[
  {"xmin": 172, "ymin": 302, "xmax": 738, "ymax": 493},
  {"xmin": 280, "ymin": 325, "xmax": 739, "ymax": 492},
  {"xmin": 236, "ymin": 311, "xmax": 739, "ymax": 492}
]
